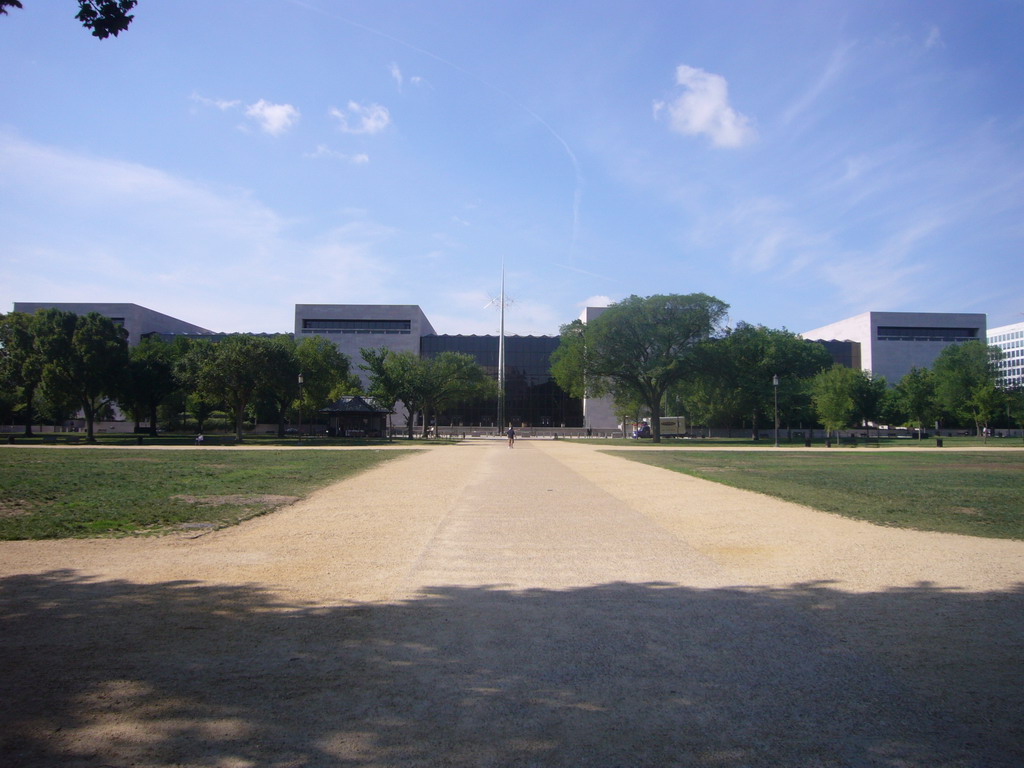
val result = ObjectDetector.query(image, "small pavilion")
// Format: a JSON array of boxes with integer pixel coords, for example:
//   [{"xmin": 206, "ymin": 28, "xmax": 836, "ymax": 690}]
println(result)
[{"xmin": 318, "ymin": 395, "xmax": 391, "ymax": 438}]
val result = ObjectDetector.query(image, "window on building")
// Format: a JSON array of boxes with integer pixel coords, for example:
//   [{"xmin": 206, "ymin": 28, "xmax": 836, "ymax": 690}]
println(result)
[
  {"xmin": 876, "ymin": 327, "xmax": 978, "ymax": 342},
  {"xmin": 302, "ymin": 319, "xmax": 412, "ymax": 334}
]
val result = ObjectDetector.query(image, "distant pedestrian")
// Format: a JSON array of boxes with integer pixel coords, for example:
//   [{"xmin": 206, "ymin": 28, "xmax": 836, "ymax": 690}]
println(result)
[
  {"xmin": 507, "ymin": 425, "xmax": 516, "ymax": 448},
  {"xmin": 195, "ymin": 433, "xmax": 204, "ymax": 446}
]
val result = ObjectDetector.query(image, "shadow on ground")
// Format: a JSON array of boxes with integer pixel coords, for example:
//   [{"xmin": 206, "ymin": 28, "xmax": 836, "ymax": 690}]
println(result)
[{"xmin": 1, "ymin": 571, "xmax": 1021, "ymax": 767}]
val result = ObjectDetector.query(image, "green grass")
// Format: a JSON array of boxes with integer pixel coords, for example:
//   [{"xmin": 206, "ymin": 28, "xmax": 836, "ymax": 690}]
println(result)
[
  {"xmin": 2, "ymin": 432, "xmax": 456, "ymax": 448},
  {"xmin": 608, "ymin": 450, "xmax": 1024, "ymax": 539},
  {"xmin": 0, "ymin": 447, "xmax": 413, "ymax": 540},
  {"xmin": 580, "ymin": 435, "xmax": 1023, "ymax": 449}
]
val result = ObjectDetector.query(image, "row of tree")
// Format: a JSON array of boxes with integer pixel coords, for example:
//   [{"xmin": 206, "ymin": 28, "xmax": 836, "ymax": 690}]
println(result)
[
  {"xmin": 811, "ymin": 341, "xmax": 1024, "ymax": 440},
  {"xmin": 551, "ymin": 293, "xmax": 1022, "ymax": 442},
  {"xmin": 360, "ymin": 348, "xmax": 499, "ymax": 438},
  {"xmin": 0, "ymin": 310, "xmax": 357, "ymax": 442},
  {"xmin": 0, "ymin": 309, "xmax": 499, "ymax": 442}
]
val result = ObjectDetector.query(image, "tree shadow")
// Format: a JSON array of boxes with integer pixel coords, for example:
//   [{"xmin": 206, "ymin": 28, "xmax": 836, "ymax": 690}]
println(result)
[{"xmin": 1, "ymin": 571, "xmax": 1022, "ymax": 767}]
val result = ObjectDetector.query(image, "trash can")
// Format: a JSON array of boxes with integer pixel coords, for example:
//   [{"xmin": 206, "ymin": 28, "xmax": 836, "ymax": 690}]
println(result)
[{"xmin": 935, "ymin": 438, "xmax": 943, "ymax": 448}]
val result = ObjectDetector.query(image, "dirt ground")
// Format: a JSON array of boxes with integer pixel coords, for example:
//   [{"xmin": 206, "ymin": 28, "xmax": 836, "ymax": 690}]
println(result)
[{"xmin": 1, "ymin": 440, "xmax": 1022, "ymax": 767}]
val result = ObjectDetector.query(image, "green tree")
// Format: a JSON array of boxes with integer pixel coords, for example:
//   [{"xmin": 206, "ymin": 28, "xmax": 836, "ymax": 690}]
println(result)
[
  {"xmin": 810, "ymin": 364, "xmax": 860, "ymax": 442},
  {"xmin": 890, "ymin": 367, "xmax": 937, "ymax": 438},
  {"xmin": 173, "ymin": 339, "xmax": 221, "ymax": 433},
  {"xmin": 558, "ymin": 293, "xmax": 729, "ymax": 443},
  {"xmin": 259, "ymin": 335, "xmax": 302, "ymax": 438},
  {"xmin": 709, "ymin": 323, "xmax": 833, "ymax": 438},
  {"xmin": 0, "ymin": 311, "xmax": 48, "ymax": 436},
  {"xmin": 38, "ymin": 311, "xmax": 129, "ymax": 442},
  {"xmin": 126, "ymin": 335, "xmax": 176, "ymax": 435},
  {"xmin": 932, "ymin": 340, "xmax": 1002, "ymax": 435},
  {"xmin": 549, "ymin": 319, "xmax": 588, "ymax": 400},
  {"xmin": 420, "ymin": 351, "xmax": 499, "ymax": 437},
  {"xmin": 192, "ymin": 335, "xmax": 274, "ymax": 442},
  {"xmin": 361, "ymin": 348, "xmax": 428, "ymax": 439},
  {"xmin": 1003, "ymin": 384, "xmax": 1024, "ymax": 443},
  {"xmin": 296, "ymin": 335, "xmax": 353, "ymax": 414},
  {"xmin": 851, "ymin": 371, "xmax": 888, "ymax": 427},
  {"xmin": 1, "ymin": 1, "xmax": 138, "ymax": 38}
]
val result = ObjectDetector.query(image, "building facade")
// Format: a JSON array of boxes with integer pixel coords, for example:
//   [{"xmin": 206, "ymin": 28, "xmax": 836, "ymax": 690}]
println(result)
[
  {"xmin": 421, "ymin": 334, "xmax": 582, "ymax": 427},
  {"xmin": 988, "ymin": 320, "xmax": 1024, "ymax": 388},
  {"xmin": 801, "ymin": 311, "xmax": 987, "ymax": 385},
  {"xmin": 294, "ymin": 304, "xmax": 435, "ymax": 387}
]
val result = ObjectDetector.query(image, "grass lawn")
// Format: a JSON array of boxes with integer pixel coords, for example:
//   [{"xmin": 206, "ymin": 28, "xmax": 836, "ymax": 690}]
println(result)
[
  {"xmin": 580, "ymin": 435, "xmax": 1023, "ymax": 449},
  {"xmin": 608, "ymin": 450, "xmax": 1024, "ymax": 540},
  {"xmin": 0, "ymin": 447, "xmax": 413, "ymax": 540}
]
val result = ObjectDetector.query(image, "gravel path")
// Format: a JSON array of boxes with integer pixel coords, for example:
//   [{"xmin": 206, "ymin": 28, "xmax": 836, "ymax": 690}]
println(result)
[{"xmin": 1, "ymin": 440, "xmax": 1022, "ymax": 767}]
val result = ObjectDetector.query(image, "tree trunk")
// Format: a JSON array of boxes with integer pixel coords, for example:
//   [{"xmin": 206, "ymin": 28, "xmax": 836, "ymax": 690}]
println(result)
[
  {"xmin": 276, "ymin": 402, "xmax": 287, "ymax": 438},
  {"xmin": 22, "ymin": 384, "xmax": 36, "ymax": 437},
  {"xmin": 83, "ymin": 400, "xmax": 96, "ymax": 443},
  {"xmin": 235, "ymin": 402, "xmax": 246, "ymax": 443},
  {"xmin": 649, "ymin": 392, "xmax": 663, "ymax": 443}
]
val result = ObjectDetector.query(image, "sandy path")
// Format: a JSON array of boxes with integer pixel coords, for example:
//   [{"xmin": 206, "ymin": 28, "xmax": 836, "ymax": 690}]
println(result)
[{"xmin": 1, "ymin": 440, "xmax": 1021, "ymax": 767}]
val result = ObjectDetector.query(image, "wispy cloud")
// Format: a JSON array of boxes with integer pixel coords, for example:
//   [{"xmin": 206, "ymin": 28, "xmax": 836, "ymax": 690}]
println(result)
[
  {"xmin": 190, "ymin": 92, "xmax": 241, "ymax": 111},
  {"xmin": 245, "ymin": 99, "xmax": 300, "ymax": 136},
  {"xmin": 925, "ymin": 25, "xmax": 944, "ymax": 50},
  {"xmin": 654, "ymin": 65, "xmax": 756, "ymax": 148},
  {"xmin": 780, "ymin": 42, "xmax": 854, "ymax": 126},
  {"xmin": 304, "ymin": 145, "xmax": 370, "ymax": 163},
  {"xmin": 329, "ymin": 102, "xmax": 391, "ymax": 134},
  {"xmin": 0, "ymin": 134, "xmax": 401, "ymax": 332},
  {"xmin": 579, "ymin": 295, "xmax": 613, "ymax": 308},
  {"xmin": 389, "ymin": 62, "xmax": 403, "ymax": 90}
]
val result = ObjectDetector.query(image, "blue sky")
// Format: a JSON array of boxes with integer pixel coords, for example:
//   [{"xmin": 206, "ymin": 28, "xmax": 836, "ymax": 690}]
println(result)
[{"xmin": 2, "ymin": 1, "xmax": 1022, "ymax": 336}]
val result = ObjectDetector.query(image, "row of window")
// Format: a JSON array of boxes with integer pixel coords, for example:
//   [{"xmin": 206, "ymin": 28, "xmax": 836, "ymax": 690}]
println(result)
[
  {"xmin": 302, "ymin": 319, "xmax": 412, "ymax": 331},
  {"xmin": 301, "ymin": 329, "xmax": 411, "ymax": 335},
  {"xmin": 991, "ymin": 330, "xmax": 1024, "ymax": 343},
  {"xmin": 876, "ymin": 326, "xmax": 978, "ymax": 342}
]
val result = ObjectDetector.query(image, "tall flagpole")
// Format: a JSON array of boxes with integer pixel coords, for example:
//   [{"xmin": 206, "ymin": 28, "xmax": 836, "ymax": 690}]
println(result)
[{"xmin": 497, "ymin": 261, "xmax": 506, "ymax": 430}]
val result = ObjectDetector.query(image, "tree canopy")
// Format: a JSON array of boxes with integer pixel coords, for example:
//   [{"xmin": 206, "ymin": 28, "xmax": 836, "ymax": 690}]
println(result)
[
  {"xmin": 556, "ymin": 294, "xmax": 729, "ymax": 442},
  {"xmin": 36, "ymin": 311, "xmax": 130, "ymax": 441},
  {"xmin": 932, "ymin": 340, "xmax": 1002, "ymax": 435},
  {"xmin": 809, "ymin": 364, "xmax": 861, "ymax": 440},
  {"xmin": 0, "ymin": 1, "xmax": 138, "ymax": 38}
]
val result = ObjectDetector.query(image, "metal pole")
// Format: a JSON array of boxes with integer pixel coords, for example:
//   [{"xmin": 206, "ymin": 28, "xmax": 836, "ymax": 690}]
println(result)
[{"xmin": 497, "ymin": 262, "xmax": 506, "ymax": 433}]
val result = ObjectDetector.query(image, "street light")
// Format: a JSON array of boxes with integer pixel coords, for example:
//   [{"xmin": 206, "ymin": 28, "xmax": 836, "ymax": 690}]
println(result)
[
  {"xmin": 772, "ymin": 374, "xmax": 780, "ymax": 448},
  {"xmin": 298, "ymin": 373, "xmax": 304, "ymax": 443}
]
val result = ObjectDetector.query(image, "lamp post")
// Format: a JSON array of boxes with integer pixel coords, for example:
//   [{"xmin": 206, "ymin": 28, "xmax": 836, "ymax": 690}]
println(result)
[
  {"xmin": 298, "ymin": 373, "xmax": 304, "ymax": 444},
  {"xmin": 772, "ymin": 374, "xmax": 780, "ymax": 448}
]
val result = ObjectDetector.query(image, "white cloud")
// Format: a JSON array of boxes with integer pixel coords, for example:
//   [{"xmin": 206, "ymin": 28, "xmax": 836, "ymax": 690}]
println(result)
[
  {"xmin": 654, "ymin": 65, "xmax": 756, "ymax": 148},
  {"xmin": 245, "ymin": 99, "xmax": 300, "ymax": 136},
  {"xmin": 304, "ymin": 145, "xmax": 370, "ymax": 163},
  {"xmin": 925, "ymin": 25, "xmax": 944, "ymax": 50},
  {"xmin": 389, "ymin": 62, "xmax": 403, "ymax": 90},
  {"xmin": 579, "ymin": 295, "xmax": 613, "ymax": 308},
  {"xmin": 0, "ymin": 134, "xmax": 400, "ymax": 332},
  {"xmin": 329, "ymin": 102, "xmax": 391, "ymax": 135}
]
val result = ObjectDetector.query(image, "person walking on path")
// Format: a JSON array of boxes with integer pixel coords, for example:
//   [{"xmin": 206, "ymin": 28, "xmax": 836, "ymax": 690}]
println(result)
[{"xmin": 507, "ymin": 424, "xmax": 516, "ymax": 448}]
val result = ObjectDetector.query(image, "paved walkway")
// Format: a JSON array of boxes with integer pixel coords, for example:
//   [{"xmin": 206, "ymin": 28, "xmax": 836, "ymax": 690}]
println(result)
[{"xmin": 1, "ymin": 440, "xmax": 1022, "ymax": 767}]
